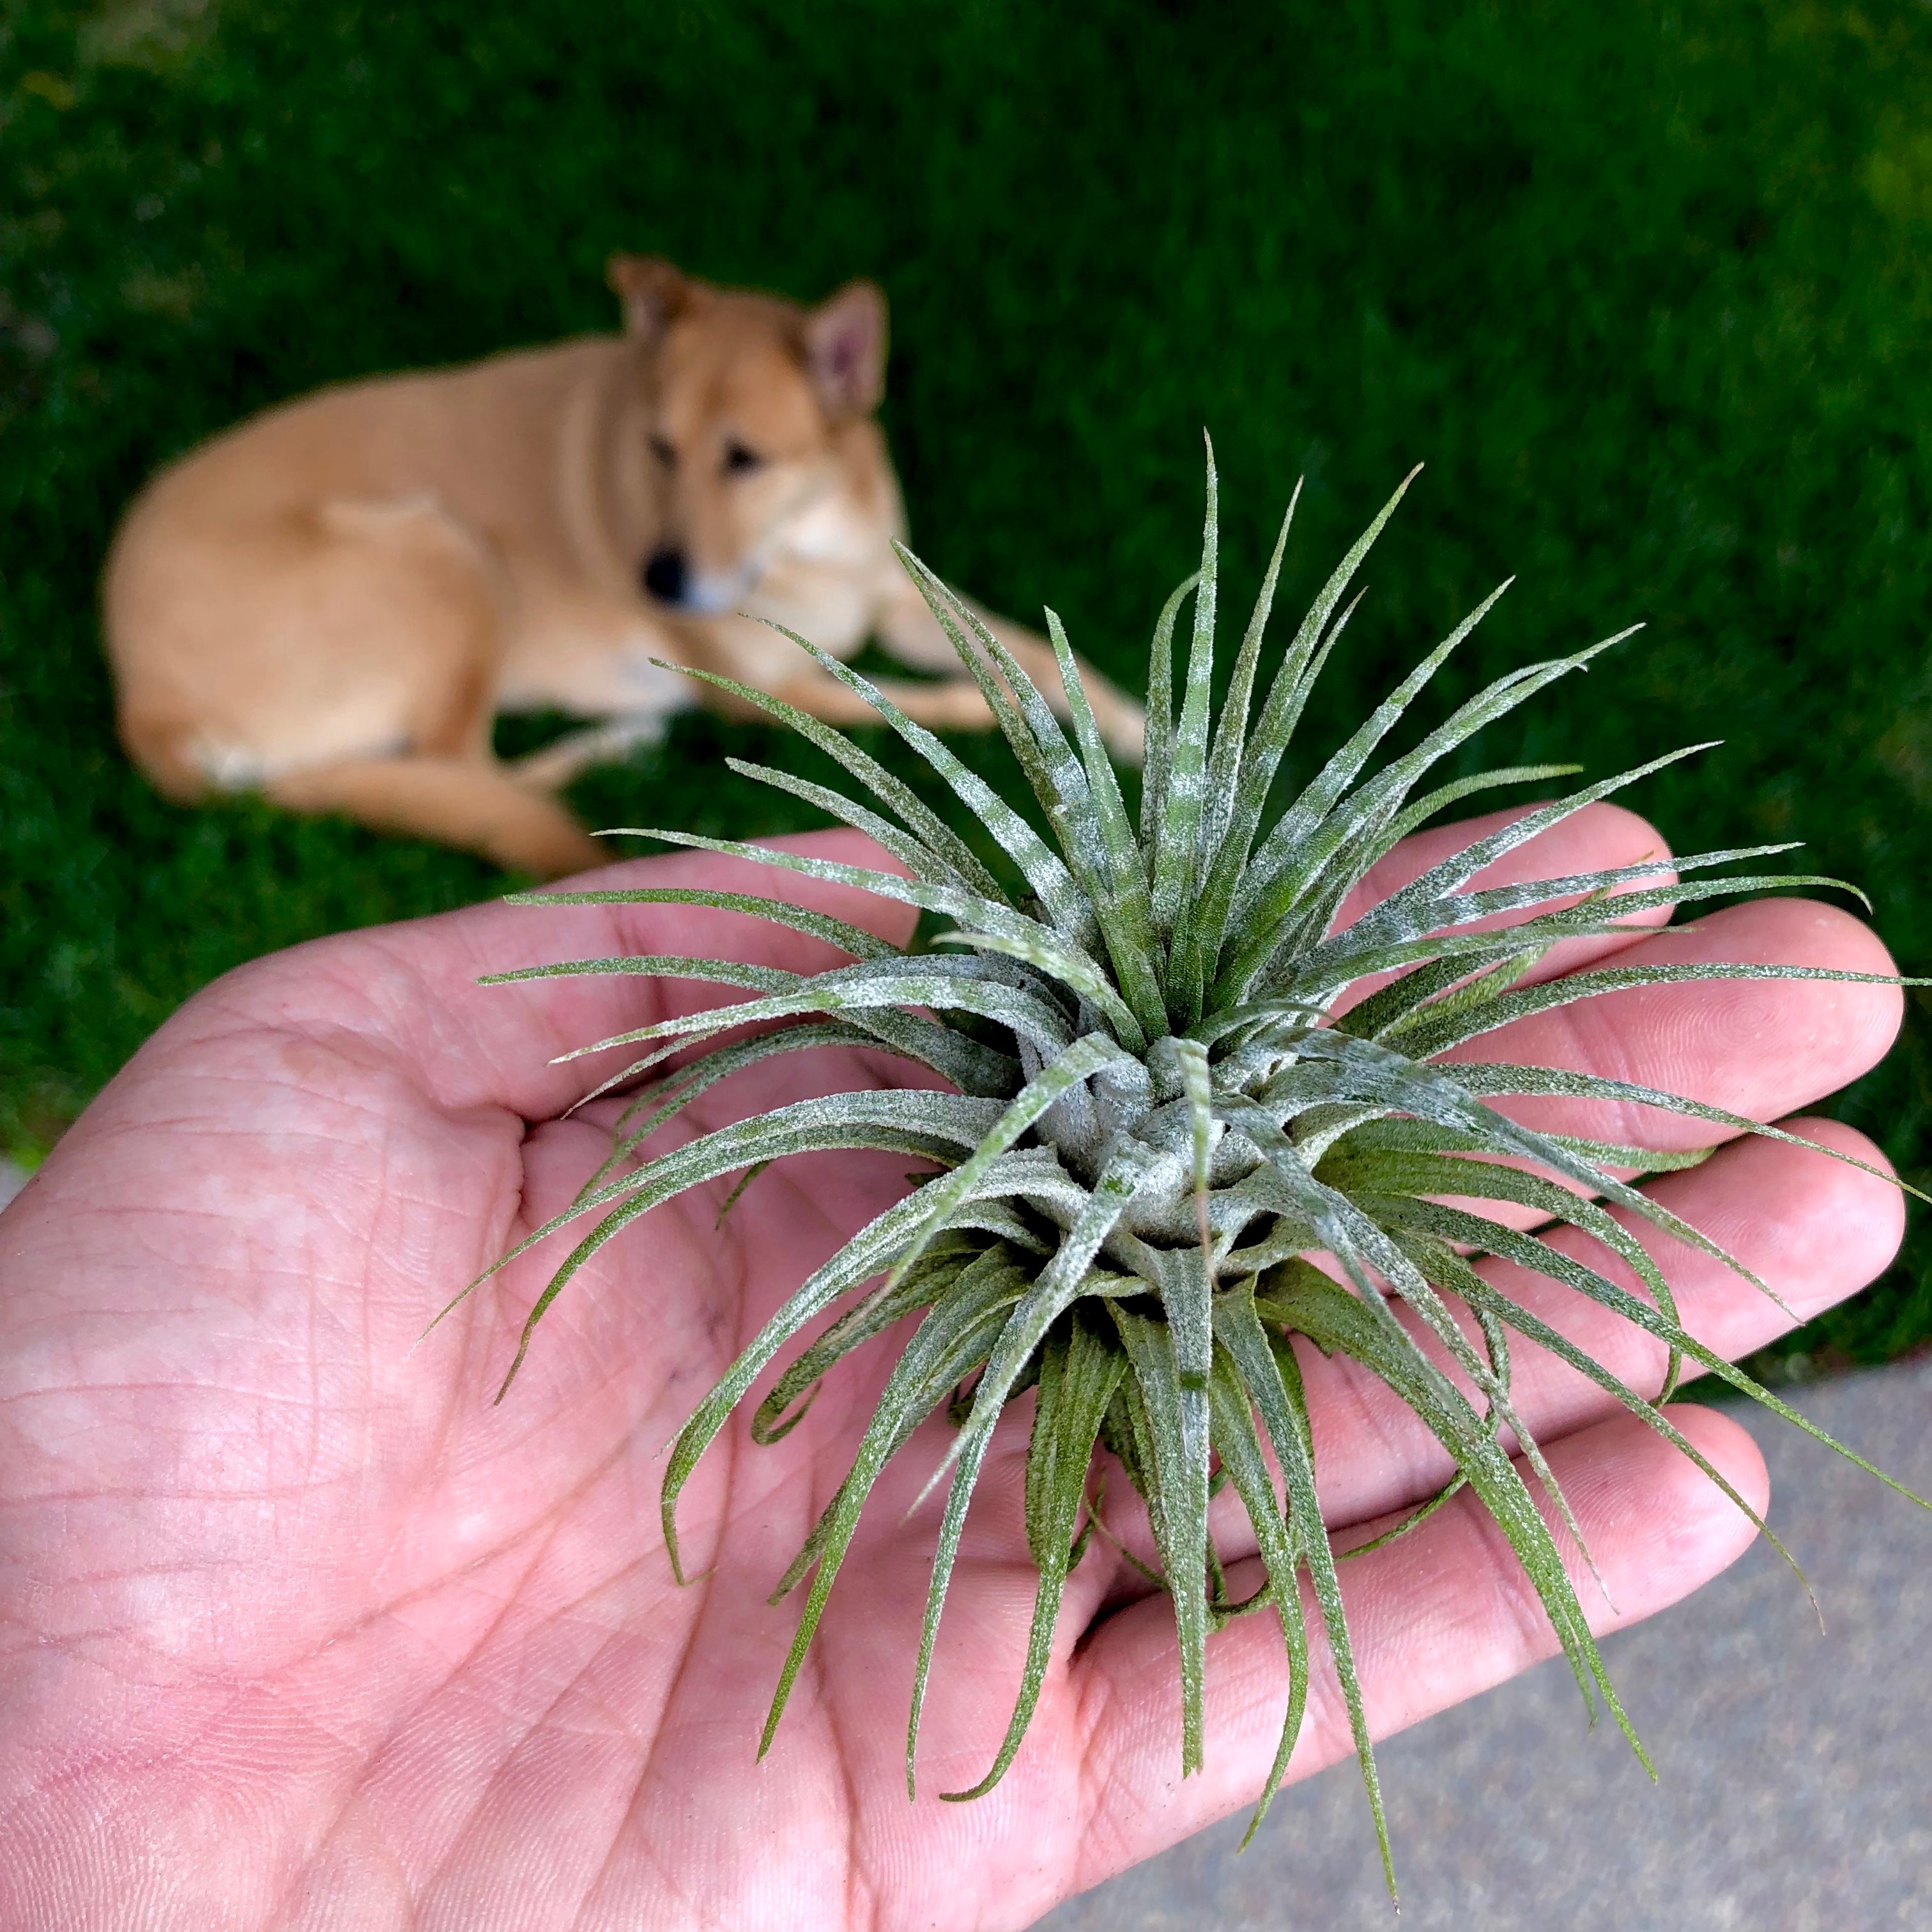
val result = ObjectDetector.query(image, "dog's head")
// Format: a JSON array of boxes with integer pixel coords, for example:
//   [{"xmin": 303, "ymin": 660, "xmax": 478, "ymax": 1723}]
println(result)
[{"xmin": 607, "ymin": 254, "xmax": 887, "ymax": 615}]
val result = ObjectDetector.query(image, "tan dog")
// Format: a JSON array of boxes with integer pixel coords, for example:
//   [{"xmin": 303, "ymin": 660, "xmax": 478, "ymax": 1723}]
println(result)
[{"xmin": 103, "ymin": 256, "xmax": 1145, "ymax": 876}]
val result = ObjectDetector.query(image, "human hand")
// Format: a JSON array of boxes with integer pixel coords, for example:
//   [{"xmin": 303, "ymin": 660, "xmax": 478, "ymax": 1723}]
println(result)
[{"xmin": 0, "ymin": 814, "xmax": 1903, "ymax": 1931}]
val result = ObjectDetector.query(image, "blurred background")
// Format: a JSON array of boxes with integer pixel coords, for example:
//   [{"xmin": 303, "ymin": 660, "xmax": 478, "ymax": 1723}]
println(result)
[{"xmin": 3, "ymin": 0, "xmax": 1929, "ymax": 1373}]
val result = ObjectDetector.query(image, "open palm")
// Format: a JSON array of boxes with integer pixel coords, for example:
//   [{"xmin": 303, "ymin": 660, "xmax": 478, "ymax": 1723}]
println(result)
[{"xmin": 0, "ymin": 820, "xmax": 1904, "ymax": 1931}]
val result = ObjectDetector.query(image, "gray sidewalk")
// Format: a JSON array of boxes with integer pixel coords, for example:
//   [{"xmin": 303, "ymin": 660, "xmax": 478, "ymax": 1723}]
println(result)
[{"xmin": 1043, "ymin": 1359, "xmax": 1932, "ymax": 1932}]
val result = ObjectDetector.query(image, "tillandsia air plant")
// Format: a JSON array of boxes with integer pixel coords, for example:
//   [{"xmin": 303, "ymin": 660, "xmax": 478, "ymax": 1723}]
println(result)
[{"xmin": 450, "ymin": 447, "xmax": 1924, "ymax": 1889}]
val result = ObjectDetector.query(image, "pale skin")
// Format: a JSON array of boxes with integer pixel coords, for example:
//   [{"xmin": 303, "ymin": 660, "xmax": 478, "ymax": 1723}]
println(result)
[{"xmin": 0, "ymin": 806, "xmax": 1906, "ymax": 1931}]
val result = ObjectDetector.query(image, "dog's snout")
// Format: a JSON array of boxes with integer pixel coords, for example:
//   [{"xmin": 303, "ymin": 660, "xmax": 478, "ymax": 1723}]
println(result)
[{"xmin": 643, "ymin": 547, "xmax": 687, "ymax": 605}]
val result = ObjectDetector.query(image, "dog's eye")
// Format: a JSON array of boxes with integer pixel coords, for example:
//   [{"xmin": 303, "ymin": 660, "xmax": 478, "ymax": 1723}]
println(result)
[
  {"xmin": 648, "ymin": 435, "xmax": 677, "ymax": 468},
  {"xmin": 722, "ymin": 440, "xmax": 763, "ymax": 475}
]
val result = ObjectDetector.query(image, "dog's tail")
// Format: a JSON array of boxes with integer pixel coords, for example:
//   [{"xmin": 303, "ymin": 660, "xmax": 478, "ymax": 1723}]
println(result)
[{"xmin": 268, "ymin": 758, "xmax": 605, "ymax": 878}]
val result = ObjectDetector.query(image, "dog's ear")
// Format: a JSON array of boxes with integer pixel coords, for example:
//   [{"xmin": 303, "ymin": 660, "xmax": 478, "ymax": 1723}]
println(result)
[
  {"xmin": 804, "ymin": 280, "xmax": 887, "ymax": 418},
  {"xmin": 606, "ymin": 254, "xmax": 689, "ymax": 343}
]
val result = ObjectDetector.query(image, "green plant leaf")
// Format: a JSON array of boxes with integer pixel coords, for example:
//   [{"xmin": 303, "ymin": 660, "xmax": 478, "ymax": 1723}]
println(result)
[
  {"xmin": 1204, "ymin": 1339, "xmax": 1311, "ymax": 1845},
  {"xmin": 1214, "ymin": 1282, "xmax": 1397, "ymax": 1898},
  {"xmin": 1140, "ymin": 570, "xmax": 1200, "ymax": 855},
  {"xmin": 1110, "ymin": 1300, "xmax": 1213, "ymax": 1776},
  {"xmin": 880, "ymin": 1032, "xmax": 1130, "ymax": 1296},
  {"xmin": 504, "ymin": 885, "xmax": 903, "ymax": 959},
  {"xmin": 1044, "ymin": 606, "xmax": 1167, "ymax": 1032},
  {"xmin": 645, "ymin": 656, "xmax": 1012, "ymax": 901},
  {"xmin": 759, "ymin": 1252, "xmax": 1033, "ymax": 1754},
  {"xmin": 940, "ymin": 1307, "xmax": 1126, "ymax": 1800},
  {"xmin": 1152, "ymin": 434, "xmax": 1220, "ymax": 955},
  {"xmin": 907, "ymin": 1152, "xmax": 1153, "ymax": 1696}
]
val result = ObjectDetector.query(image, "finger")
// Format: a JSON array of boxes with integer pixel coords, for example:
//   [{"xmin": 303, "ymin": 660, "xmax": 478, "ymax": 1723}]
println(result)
[
  {"xmin": 1062, "ymin": 1403, "xmax": 1767, "ymax": 1892},
  {"xmin": 178, "ymin": 829, "xmax": 917, "ymax": 1122},
  {"xmin": 1442, "ymin": 896, "xmax": 1903, "ymax": 1150},
  {"xmin": 1284, "ymin": 1116, "xmax": 1902, "ymax": 1532},
  {"xmin": 1334, "ymin": 801, "xmax": 1678, "ymax": 1015}
]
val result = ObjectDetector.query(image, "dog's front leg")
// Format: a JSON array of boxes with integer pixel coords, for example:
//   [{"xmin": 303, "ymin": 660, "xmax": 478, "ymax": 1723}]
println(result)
[
  {"xmin": 509, "ymin": 713, "xmax": 672, "ymax": 790},
  {"xmin": 496, "ymin": 611, "xmax": 698, "ymax": 786}
]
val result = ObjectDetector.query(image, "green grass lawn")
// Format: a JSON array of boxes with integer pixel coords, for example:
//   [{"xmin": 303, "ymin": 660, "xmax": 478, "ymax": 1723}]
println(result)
[{"xmin": 4, "ymin": 0, "xmax": 1931, "ymax": 1370}]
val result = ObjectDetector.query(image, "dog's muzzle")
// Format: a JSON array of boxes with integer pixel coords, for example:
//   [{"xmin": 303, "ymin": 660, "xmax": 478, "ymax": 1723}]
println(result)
[
  {"xmin": 641, "ymin": 547, "xmax": 755, "ymax": 614},
  {"xmin": 642, "ymin": 546, "xmax": 688, "ymax": 605}
]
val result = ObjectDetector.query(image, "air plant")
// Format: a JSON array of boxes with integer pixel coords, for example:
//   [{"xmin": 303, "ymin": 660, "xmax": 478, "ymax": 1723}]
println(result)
[{"xmin": 455, "ymin": 448, "xmax": 1922, "ymax": 1889}]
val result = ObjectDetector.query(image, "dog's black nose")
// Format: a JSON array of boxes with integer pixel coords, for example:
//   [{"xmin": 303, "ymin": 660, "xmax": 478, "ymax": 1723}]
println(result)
[{"xmin": 643, "ymin": 547, "xmax": 687, "ymax": 604}]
